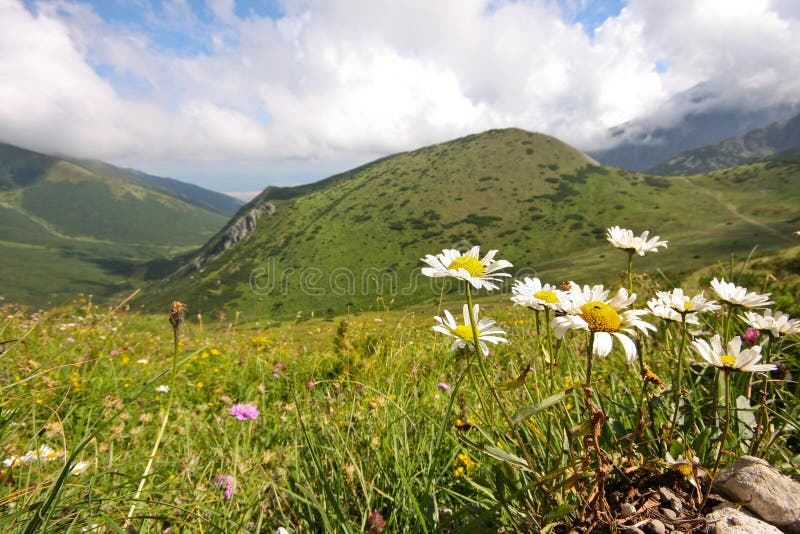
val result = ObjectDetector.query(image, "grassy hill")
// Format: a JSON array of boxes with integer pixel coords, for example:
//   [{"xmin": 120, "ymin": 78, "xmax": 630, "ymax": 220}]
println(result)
[
  {"xmin": 0, "ymin": 142, "xmax": 240, "ymax": 306},
  {"xmin": 646, "ymin": 112, "xmax": 800, "ymax": 175},
  {"xmin": 143, "ymin": 128, "xmax": 800, "ymax": 319}
]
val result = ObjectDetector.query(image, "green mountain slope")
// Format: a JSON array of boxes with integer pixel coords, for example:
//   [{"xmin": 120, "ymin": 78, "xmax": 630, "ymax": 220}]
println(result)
[
  {"xmin": 0, "ymin": 142, "xmax": 237, "ymax": 306},
  {"xmin": 144, "ymin": 128, "xmax": 800, "ymax": 319},
  {"xmin": 646, "ymin": 112, "xmax": 800, "ymax": 175},
  {"xmin": 72, "ymin": 159, "xmax": 243, "ymax": 216}
]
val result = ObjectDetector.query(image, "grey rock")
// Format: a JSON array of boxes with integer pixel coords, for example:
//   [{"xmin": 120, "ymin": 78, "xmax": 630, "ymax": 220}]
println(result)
[
  {"xmin": 707, "ymin": 505, "xmax": 782, "ymax": 533},
  {"xmin": 619, "ymin": 502, "xmax": 637, "ymax": 518},
  {"xmin": 658, "ymin": 487, "xmax": 682, "ymax": 513},
  {"xmin": 661, "ymin": 507, "xmax": 677, "ymax": 521},
  {"xmin": 622, "ymin": 528, "xmax": 645, "ymax": 534},
  {"xmin": 712, "ymin": 455, "xmax": 800, "ymax": 533},
  {"xmin": 642, "ymin": 519, "xmax": 666, "ymax": 534}
]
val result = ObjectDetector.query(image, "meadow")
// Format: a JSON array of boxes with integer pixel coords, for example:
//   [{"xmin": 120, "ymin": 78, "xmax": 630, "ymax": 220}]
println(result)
[{"xmin": 1, "ymin": 230, "xmax": 799, "ymax": 533}]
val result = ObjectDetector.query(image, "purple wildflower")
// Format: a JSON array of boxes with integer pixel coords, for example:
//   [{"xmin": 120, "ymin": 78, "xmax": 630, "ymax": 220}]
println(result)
[
  {"xmin": 214, "ymin": 474, "xmax": 236, "ymax": 500},
  {"xmin": 436, "ymin": 382, "xmax": 452, "ymax": 393},
  {"xmin": 306, "ymin": 380, "xmax": 317, "ymax": 389},
  {"xmin": 743, "ymin": 327, "xmax": 760, "ymax": 346},
  {"xmin": 109, "ymin": 349, "xmax": 120, "ymax": 356},
  {"xmin": 230, "ymin": 403, "xmax": 259, "ymax": 420},
  {"xmin": 66, "ymin": 337, "xmax": 75, "ymax": 343}
]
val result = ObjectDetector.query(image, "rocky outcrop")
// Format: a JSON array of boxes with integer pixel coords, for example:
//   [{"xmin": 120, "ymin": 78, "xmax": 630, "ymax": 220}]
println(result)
[
  {"xmin": 214, "ymin": 203, "xmax": 275, "ymax": 255},
  {"xmin": 707, "ymin": 505, "xmax": 783, "ymax": 534},
  {"xmin": 191, "ymin": 202, "xmax": 275, "ymax": 270},
  {"xmin": 711, "ymin": 456, "xmax": 800, "ymax": 533}
]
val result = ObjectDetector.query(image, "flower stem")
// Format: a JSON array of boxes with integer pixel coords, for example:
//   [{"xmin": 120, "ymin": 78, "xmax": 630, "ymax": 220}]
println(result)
[
  {"xmin": 703, "ymin": 370, "xmax": 731, "ymax": 509},
  {"xmin": 465, "ymin": 285, "xmax": 508, "ymax": 425},
  {"xmin": 626, "ymin": 251, "xmax": 634, "ymax": 293},
  {"xmin": 584, "ymin": 332, "xmax": 595, "ymax": 414},
  {"xmin": 465, "ymin": 285, "xmax": 539, "ymax": 480},
  {"xmin": 545, "ymin": 308, "xmax": 555, "ymax": 394},
  {"xmin": 751, "ymin": 335, "xmax": 774, "ymax": 455},
  {"xmin": 667, "ymin": 315, "xmax": 689, "ymax": 441}
]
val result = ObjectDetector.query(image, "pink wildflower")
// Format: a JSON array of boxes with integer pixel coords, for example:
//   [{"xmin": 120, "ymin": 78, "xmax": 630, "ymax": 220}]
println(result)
[
  {"xmin": 743, "ymin": 327, "xmax": 760, "ymax": 346},
  {"xmin": 109, "ymin": 349, "xmax": 120, "ymax": 356},
  {"xmin": 436, "ymin": 382, "xmax": 452, "ymax": 393},
  {"xmin": 214, "ymin": 474, "xmax": 236, "ymax": 500},
  {"xmin": 306, "ymin": 380, "xmax": 317, "ymax": 389},
  {"xmin": 230, "ymin": 403, "xmax": 259, "ymax": 420}
]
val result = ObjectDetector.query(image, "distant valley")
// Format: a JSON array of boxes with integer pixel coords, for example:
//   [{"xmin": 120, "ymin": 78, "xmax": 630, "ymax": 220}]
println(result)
[{"xmin": 0, "ymin": 142, "xmax": 242, "ymax": 306}]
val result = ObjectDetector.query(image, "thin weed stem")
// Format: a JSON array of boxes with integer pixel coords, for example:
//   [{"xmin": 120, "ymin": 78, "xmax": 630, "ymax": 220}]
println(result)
[{"xmin": 126, "ymin": 311, "xmax": 182, "ymax": 525}]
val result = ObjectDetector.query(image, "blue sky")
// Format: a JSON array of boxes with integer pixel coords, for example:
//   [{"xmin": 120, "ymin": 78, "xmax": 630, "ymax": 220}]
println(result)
[{"xmin": 3, "ymin": 0, "xmax": 799, "ymax": 195}]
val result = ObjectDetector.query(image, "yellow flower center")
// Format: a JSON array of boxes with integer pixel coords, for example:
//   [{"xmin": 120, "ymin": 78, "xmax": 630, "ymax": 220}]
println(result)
[
  {"xmin": 720, "ymin": 354, "xmax": 737, "ymax": 367},
  {"xmin": 673, "ymin": 463, "xmax": 693, "ymax": 477},
  {"xmin": 454, "ymin": 324, "xmax": 478, "ymax": 340},
  {"xmin": 448, "ymin": 256, "xmax": 485, "ymax": 277},
  {"xmin": 580, "ymin": 301, "xmax": 622, "ymax": 332},
  {"xmin": 683, "ymin": 300, "xmax": 693, "ymax": 311},
  {"xmin": 534, "ymin": 290, "xmax": 559, "ymax": 303}
]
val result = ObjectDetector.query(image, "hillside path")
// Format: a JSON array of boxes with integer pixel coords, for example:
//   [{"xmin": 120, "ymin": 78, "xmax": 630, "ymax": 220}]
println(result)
[{"xmin": 679, "ymin": 177, "xmax": 792, "ymax": 243}]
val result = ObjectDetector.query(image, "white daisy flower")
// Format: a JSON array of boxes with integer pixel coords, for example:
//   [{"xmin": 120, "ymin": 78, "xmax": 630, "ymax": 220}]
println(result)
[
  {"xmin": 647, "ymin": 288, "xmax": 719, "ymax": 324},
  {"xmin": 2, "ymin": 455, "xmax": 24, "ymax": 468},
  {"xmin": 664, "ymin": 288, "xmax": 720, "ymax": 314},
  {"xmin": 691, "ymin": 335, "xmax": 776, "ymax": 373},
  {"xmin": 433, "ymin": 304, "xmax": 507, "ymax": 356},
  {"xmin": 155, "ymin": 385, "xmax": 170, "ymax": 393},
  {"xmin": 36, "ymin": 445, "xmax": 60, "ymax": 462},
  {"xmin": 607, "ymin": 226, "xmax": 668, "ymax": 256},
  {"xmin": 648, "ymin": 297, "xmax": 698, "ymax": 325},
  {"xmin": 552, "ymin": 284, "xmax": 656, "ymax": 363},
  {"xmin": 510, "ymin": 277, "xmax": 565, "ymax": 311},
  {"xmin": 70, "ymin": 461, "xmax": 91, "ymax": 476},
  {"xmin": 710, "ymin": 278, "xmax": 773, "ymax": 308},
  {"xmin": 740, "ymin": 310, "xmax": 800, "ymax": 337},
  {"xmin": 421, "ymin": 246, "xmax": 512, "ymax": 291}
]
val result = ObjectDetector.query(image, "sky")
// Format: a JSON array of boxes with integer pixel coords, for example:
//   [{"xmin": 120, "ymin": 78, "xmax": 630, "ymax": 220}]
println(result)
[{"xmin": 2, "ymin": 0, "xmax": 800, "ymax": 197}]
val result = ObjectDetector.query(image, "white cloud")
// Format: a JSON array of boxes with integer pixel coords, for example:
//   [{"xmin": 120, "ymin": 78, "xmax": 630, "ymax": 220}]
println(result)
[{"xmin": 0, "ymin": 0, "xmax": 799, "ymax": 189}]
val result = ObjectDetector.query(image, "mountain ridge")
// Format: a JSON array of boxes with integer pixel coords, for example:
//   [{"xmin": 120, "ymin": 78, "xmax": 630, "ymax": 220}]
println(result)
[
  {"xmin": 587, "ymin": 86, "xmax": 799, "ymax": 171},
  {"xmin": 143, "ymin": 128, "xmax": 800, "ymax": 320},
  {"xmin": 645, "ymin": 112, "xmax": 800, "ymax": 175}
]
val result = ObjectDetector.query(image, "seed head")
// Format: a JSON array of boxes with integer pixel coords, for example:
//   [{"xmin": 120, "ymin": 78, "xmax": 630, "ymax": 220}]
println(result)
[{"xmin": 169, "ymin": 301, "xmax": 188, "ymax": 331}]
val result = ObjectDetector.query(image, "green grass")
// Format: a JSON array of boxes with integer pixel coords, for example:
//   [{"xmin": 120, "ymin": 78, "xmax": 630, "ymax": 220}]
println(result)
[{"xmin": 1, "ymin": 242, "xmax": 798, "ymax": 532}]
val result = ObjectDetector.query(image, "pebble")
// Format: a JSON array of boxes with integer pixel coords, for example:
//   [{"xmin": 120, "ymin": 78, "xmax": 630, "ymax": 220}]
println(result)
[
  {"xmin": 658, "ymin": 487, "xmax": 683, "ymax": 513},
  {"xmin": 619, "ymin": 502, "xmax": 637, "ymax": 518},
  {"xmin": 622, "ymin": 528, "xmax": 645, "ymax": 534},
  {"xmin": 661, "ymin": 507, "xmax": 677, "ymax": 521},
  {"xmin": 643, "ymin": 519, "xmax": 667, "ymax": 534}
]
